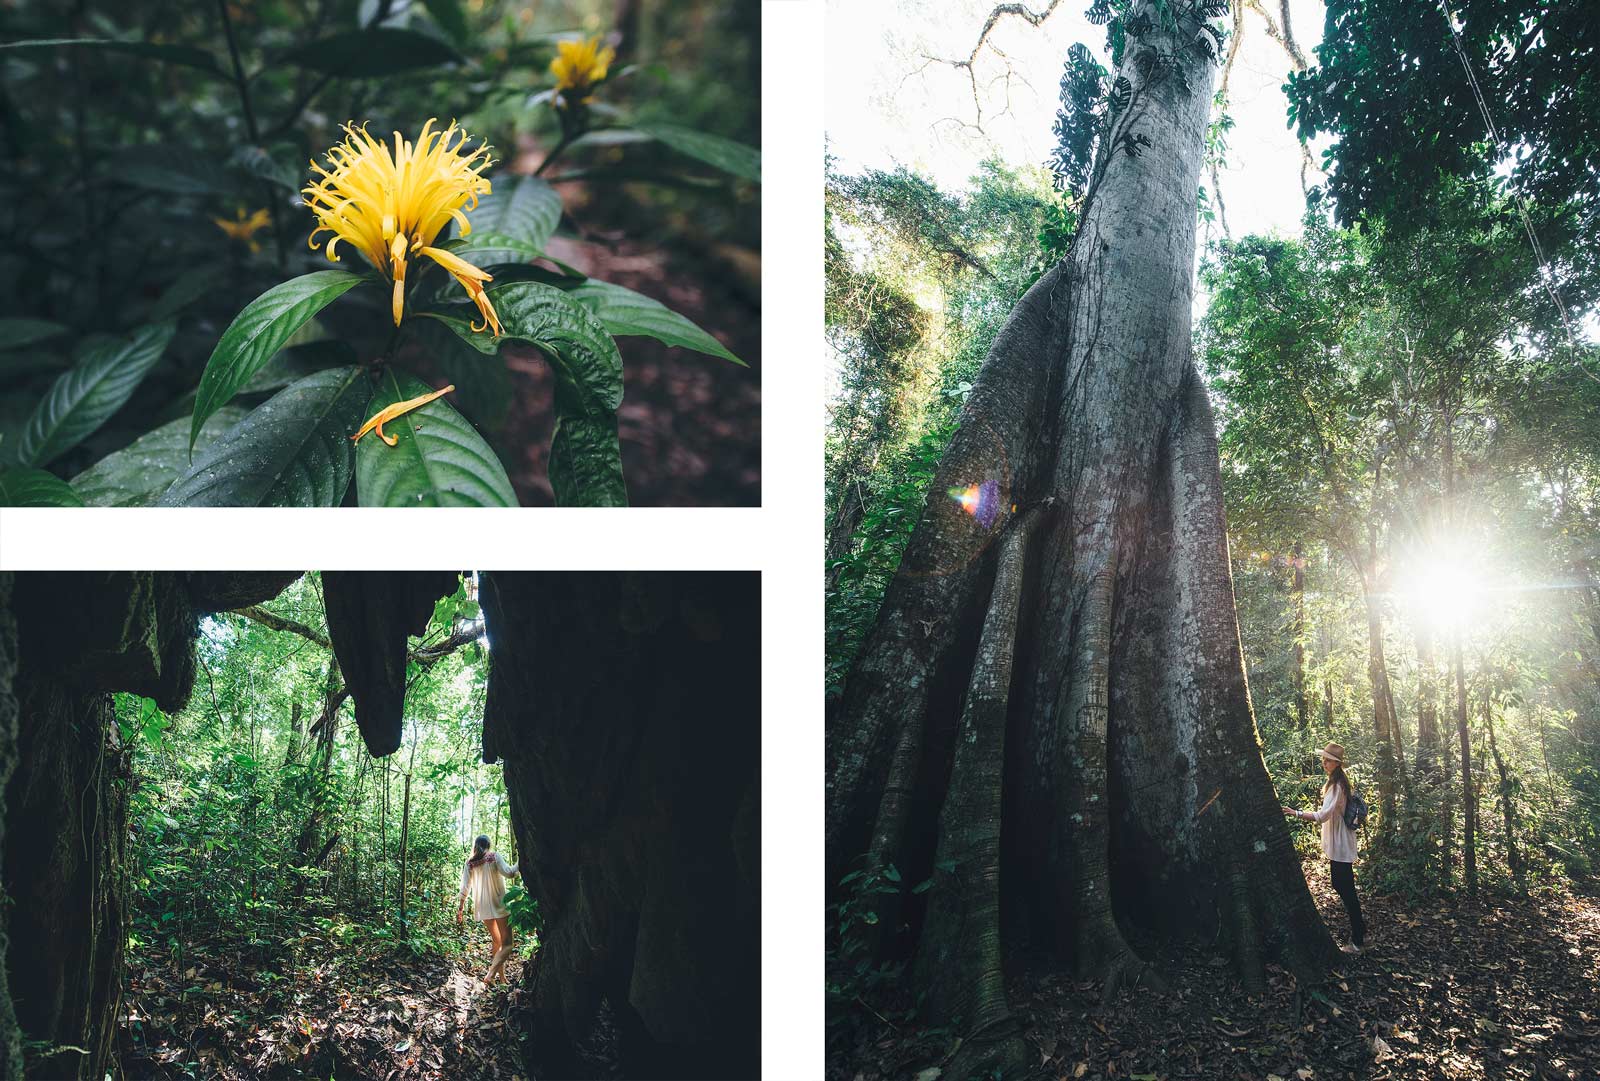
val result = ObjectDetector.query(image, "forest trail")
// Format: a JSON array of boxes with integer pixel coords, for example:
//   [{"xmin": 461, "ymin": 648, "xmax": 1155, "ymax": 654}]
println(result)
[
  {"xmin": 834, "ymin": 860, "xmax": 1600, "ymax": 1080},
  {"xmin": 118, "ymin": 931, "xmax": 541, "ymax": 1080}
]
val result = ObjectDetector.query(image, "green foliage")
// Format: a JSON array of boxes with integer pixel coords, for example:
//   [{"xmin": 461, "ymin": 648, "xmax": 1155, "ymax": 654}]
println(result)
[
  {"xmin": 120, "ymin": 574, "xmax": 528, "ymax": 987},
  {"xmin": 0, "ymin": 0, "xmax": 758, "ymax": 507}
]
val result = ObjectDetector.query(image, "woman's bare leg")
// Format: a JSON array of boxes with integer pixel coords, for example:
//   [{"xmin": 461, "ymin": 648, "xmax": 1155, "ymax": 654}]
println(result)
[
  {"xmin": 482, "ymin": 917, "xmax": 507, "ymax": 984},
  {"xmin": 485, "ymin": 918, "xmax": 515, "ymax": 984}
]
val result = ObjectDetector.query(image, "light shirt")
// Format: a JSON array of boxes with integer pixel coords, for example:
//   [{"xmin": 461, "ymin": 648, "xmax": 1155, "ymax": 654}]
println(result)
[
  {"xmin": 1299, "ymin": 786, "xmax": 1358, "ymax": 863},
  {"xmin": 457, "ymin": 852, "xmax": 520, "ymax": 920}
]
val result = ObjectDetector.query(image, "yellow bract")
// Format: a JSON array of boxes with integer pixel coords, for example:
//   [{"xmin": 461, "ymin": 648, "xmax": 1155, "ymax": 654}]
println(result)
[
  {"xmin": 303, "ymin": 120, "xmax": 501, "ymax": 335},
  {"xmin": 550, "ymin": 36, "xmax": 615, "ymax": 101},
  {"xmin": 214, "ymin": 207, "xmax": 272, "ymax": 253},
  {"xmin": 352, "ymin": 384, "xmax": 457, "ymax": 447}
]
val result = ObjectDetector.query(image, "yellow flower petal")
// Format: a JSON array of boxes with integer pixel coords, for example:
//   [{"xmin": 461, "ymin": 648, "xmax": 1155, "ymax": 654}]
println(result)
[
  {"xmin": 302, "ymin": 121, "xmax": 494, "ymax": 314},
  {"xmin": 351, "ymin": 384, "xmax": 457, "ymax": 447}
]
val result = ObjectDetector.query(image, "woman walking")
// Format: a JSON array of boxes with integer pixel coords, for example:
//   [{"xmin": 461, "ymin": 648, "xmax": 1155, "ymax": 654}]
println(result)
[
  {"xmin": 455, "ymin": 834, "xmax": 521, "ymax": 985},
  {"xmin": 1283, "ymin": 742, "xmax": 1367, "ymax": 954}
]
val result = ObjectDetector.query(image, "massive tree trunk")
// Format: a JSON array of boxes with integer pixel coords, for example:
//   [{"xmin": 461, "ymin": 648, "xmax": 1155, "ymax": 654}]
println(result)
[
  {"xmin": 480, "ymin": 573, "xmax": 760, "ymax": 1080},
  {"xmin": 826, "ymin": 4, "xmax": 1335, "ymax": 1072},
  {"xmin": 0, "ymin": 572, "xmax": 297, "ymax": 1081}
]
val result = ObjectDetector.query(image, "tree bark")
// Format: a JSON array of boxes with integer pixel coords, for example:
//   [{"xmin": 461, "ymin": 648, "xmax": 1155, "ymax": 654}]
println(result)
[
  {"xmin": 1482, "ymin": 691, "xmax": 1522, "ymax": 886},
  {"xmin": 481, "ymin": 573, "xmax": 760, "ymax": 1080},
  {"xmin": 1455, "ymin": 639, "xmax": 1477, "ymax": 894},
  {"xmin": 828, "ymin": 5, "xmax": 1334, "ymax": 1060},
  {"xmin": 1291, "ymin": 544, "xmax": 1308, "ymax": 731},
  {"xmin": 399, "ymin": 771, "xmax": 412, "ymax": 929}
]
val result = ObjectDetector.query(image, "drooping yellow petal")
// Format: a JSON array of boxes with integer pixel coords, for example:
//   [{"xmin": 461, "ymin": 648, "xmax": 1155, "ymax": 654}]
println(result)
[
  {"xmin": 418, "ymin": 246, "xmax": 502, "ymax": 337},
  {"xmin": 351, "ymin": 384, "xmax": 457, "ymax": 447}
]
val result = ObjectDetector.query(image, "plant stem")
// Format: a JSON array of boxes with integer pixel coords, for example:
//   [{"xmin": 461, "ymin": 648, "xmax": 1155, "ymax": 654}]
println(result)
[
  {"xmin": 217, "ymin": 0, "xmax": 288, "ymax": 267},
  {"xmin": 534, "ymin": 131, "xmax": 577, "ymax": 177}
]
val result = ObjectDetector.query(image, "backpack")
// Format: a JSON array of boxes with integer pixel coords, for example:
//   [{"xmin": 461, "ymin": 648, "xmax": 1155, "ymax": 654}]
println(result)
[{"xmin": 1343, "ymin": 786, "xmax": 1368, "ymax": 831}]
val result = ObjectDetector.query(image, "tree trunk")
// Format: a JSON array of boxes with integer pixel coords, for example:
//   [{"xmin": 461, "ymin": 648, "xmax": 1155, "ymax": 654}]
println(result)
[
  {"xmin": 827, "ymin": 6, "xmax": 1333, "ymax": 1062},
  {"xmin": 1359, "ymin": 569, "xmax": 1401, "ymax": 843},
  {"xmin": 481, "ymin": 573, "xmax": 760, "ymax": 1080},
  {"xmin": 1483, "ymin": 691, "xmax": 1521, "ymax": 886},
  {"xmin": 1414, "ymin": 626, "xmax": 1441, "ymax": 778},
  {"xmin": 1455, "ymin": 639, "xmax": 1477, "ymax": 894},
  {"xmin": 0, "ymin": 577, "xmax": 23, "ymax": 1081},
  {"xmin": 913, "ymin": 514, "xmax": 1036, "ymax": 1077},
  {"xmin": 1291, "ymin": 544, "xmax": 1308, "ymax": 731},
  {"xmin": 399, "ymin": 771, "xmax": 412, "ymax": 930}
]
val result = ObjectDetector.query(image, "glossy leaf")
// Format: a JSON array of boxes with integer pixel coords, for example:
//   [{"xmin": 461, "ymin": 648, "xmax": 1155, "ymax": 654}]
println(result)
[
  {"xmin": 467, "ymin": 175, "xmax": 561, "ymax": 251},
  {"xmin": 488, "ymin": 282, "xmax": 623, "ymax": 416},
  {"xmin": 71, "ymin": 407, "xmax": 248, "ymax": 507},
  {"xmin": 162, "ymin": 367, "xmax": 371, "ymax": 507},
  {"xmin": 570, "ymin": 280, "xmax": 745, "ymax": 365},
  {"xmin": 0, "ymin": 468, "xmax": 85, "ymax": 507},
  {"xmin": 636, "ymin": 121, "xmax": 760, "ymax": 182},
  {"xmin": 288, "ymin": 29, "xmax": 462, "ymax": 78},
  {"xmin": 0, "ymin": 38, "xmax": 223, "ymax": 77},
  {"xmin": 548, "ymin": 413, "xmax": 626, "ymax": 507},
  {"xmin": 16, "ymin": 321, "xmax": 176, "ymax": 467},
  {"xmin": 354, "ymin": 370, "xmax": 516, "ymax": 507},
  {"xmin": 191, "ymin": 270, "xmax": 365, "ymax": 449}
]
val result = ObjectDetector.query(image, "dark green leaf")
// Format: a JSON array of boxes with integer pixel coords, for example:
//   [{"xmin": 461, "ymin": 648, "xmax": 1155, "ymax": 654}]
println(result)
[
  {"xmin": 548, "ymin": 413, "xmax": 626, "ymax": 507},
  {"xmin": 442, "ymin": 232, "xmax": 543, "ymax": 267},
  {"xmin": 0, "ymin": 467, "xmax": 84, "ymax": 507},
  {"xmin": 71, "ymin": 408, "xmax": 247, "ymax": 507},
  {"xmin": 112, "ymin": 145, "xmax": 238, "ymax": 195},
  {"xmin": 241, "ymin": 340, "xmax": 360, "ymax": 395},
  {"xmin": 0, "ymin": 38, "xmax": 223, "ymax": 77},
  {"xmin": 570, "ymin": 279, "xmax": 745, "ymax": 365},
  {"xmin": 191, "ymin": 270, "xmax": 365, "ymax": 449},
  {"xmin": 487, "ymin": 282, "xmax": 623, "ymax": 416},
  {"xmin": 147, "ymin": 264, "xmax": 225, "ymax": 322},
  {"xmin": 161, "ymin": 367, "xmax": 370, "ymax": 507},
  {"xmin": 287, "ymin": 28, "xmax": 462, "ymax": 78},
  {"xmin": 421, "ymin": 0, "xmax": 470, "ymax": 45},
  {"xmin": 354, "ymin": 370, "xmax": 515, "ymax": 506},
  {"xmin": 467, "ymin": 175, "xmax": 561, "ymax": 250},
  {"xmin": 635, "ymin": 121, "xmax": 760, "ymax": 182},
  {"xmin": 0, "ymin": 318, "xmax": 67, "ymax": 351},
  {"xmin": 16, "ymin": 321, "xmax": 176, "ymax": 467}
]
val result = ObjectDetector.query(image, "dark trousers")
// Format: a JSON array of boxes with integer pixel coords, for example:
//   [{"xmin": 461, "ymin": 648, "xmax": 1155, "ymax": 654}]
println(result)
[{"xmin": 1330, "ymin": 860, "xmax": 1366, "ymax": 946}]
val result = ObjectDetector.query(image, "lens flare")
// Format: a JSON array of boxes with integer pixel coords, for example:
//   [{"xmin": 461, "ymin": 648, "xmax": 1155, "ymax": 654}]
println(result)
[{"xmin": 949, "ymin": 478, "xmax": 1001, "ymax": 529}]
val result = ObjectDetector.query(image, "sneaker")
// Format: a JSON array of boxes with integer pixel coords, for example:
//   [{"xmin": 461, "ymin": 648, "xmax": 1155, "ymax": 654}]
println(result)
[{"xmin": 1339, "ymin": 942, "xmax": 1362, "ymax": 955}]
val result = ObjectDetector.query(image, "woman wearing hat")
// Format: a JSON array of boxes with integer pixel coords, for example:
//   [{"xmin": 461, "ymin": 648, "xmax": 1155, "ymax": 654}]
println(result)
[{"xmin": 1283, "ymin": 742, "xmax": 1366, "ymax": 954}]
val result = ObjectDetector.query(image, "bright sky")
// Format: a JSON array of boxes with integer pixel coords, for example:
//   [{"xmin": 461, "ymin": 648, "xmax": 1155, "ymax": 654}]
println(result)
[{"xmin": 826, "ymin": 0, "xmax": 1333, "ymax": 243}]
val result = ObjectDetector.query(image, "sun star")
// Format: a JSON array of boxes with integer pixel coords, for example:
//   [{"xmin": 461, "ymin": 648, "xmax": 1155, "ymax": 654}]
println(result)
[{"xmin": 303, "ymin": 120, "xmax": 502, "ymax": 335}]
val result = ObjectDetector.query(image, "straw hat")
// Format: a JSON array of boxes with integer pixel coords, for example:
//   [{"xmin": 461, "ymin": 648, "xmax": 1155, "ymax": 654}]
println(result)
[{"xmin": 1318, "ymin": 742, "xmax": 1347, "ymax": 765}]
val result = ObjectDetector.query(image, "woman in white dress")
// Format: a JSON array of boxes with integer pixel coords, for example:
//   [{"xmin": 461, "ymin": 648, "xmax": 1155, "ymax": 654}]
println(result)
[
  {"xmin": 1283, "ymin": 742, "xmax": 1367, "ymax": 954},
  {"xmin": 455, "ymin": 834, "xmax": 521, "ymax": 985}
]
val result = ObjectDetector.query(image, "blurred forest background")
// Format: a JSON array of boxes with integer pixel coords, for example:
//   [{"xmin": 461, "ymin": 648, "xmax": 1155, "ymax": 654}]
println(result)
[{"xmin": 0, "ymin": 0, "xmax": 760, "ymax": 506}]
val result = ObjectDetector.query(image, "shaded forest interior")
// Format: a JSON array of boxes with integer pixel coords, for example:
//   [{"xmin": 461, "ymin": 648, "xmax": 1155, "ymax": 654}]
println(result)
[
  {"xmin": 0, "ymin": 571, "xmax": 760, "ymax": 1080},
  {"xmin": 825, "ymin": 1, "xmax": 1600, "ymax": 1079}
]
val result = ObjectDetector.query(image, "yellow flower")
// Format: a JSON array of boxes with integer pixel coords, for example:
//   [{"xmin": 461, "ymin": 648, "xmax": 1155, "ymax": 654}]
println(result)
[
  {"xmin": 303, "ymin": 120, "xmax": 501, "ymax": 335},
  {"xmin": 550, "ymin": 35, "xmax": 615, "ymax": 102},
  {"xmin": 352, "ymin": 384, "xmax": 457, "ymax": 447},
  {"xmin": 214, "ymin": 207, "xmax": 272, "ymax": 253}
]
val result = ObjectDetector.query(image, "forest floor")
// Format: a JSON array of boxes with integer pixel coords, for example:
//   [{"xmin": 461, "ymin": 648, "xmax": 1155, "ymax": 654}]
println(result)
[
  {"xmin": 830, "ymin": 858, "xmax": 1600, "ymax": 1080},
  {"xmin": 116, "ymin": 925, "xmax": 617, "ymax": 1079}
]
